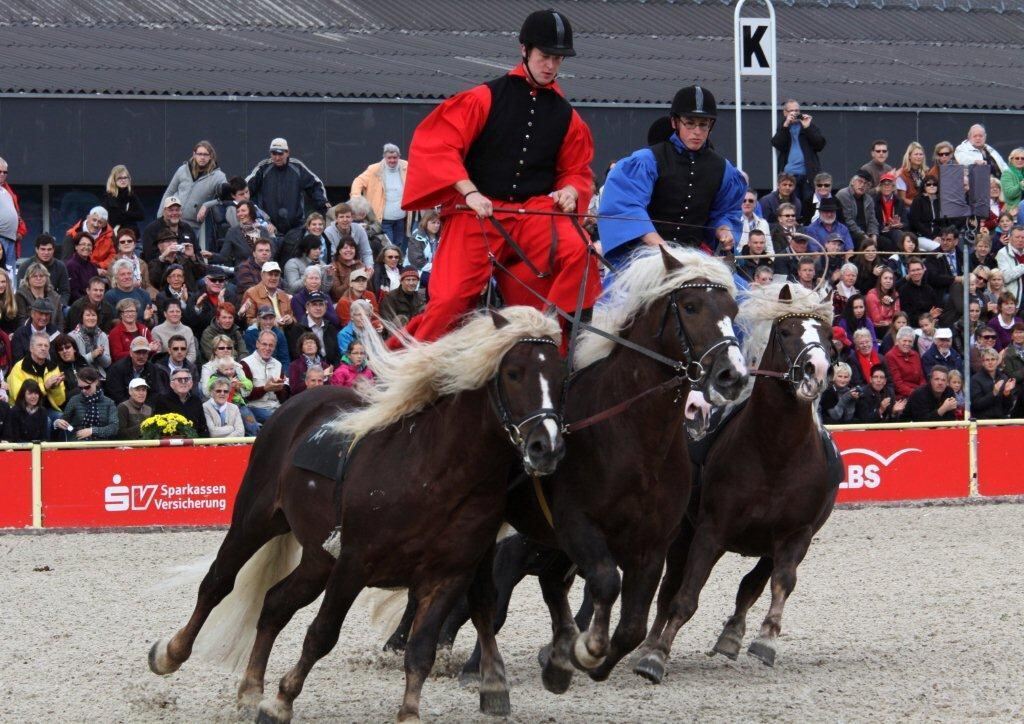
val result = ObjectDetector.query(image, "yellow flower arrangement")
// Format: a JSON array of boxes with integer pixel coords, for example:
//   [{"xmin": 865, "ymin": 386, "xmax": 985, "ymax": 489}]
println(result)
[{"xmin": 140, "ymin": 413, "xmax": 198, "ymax": 439}]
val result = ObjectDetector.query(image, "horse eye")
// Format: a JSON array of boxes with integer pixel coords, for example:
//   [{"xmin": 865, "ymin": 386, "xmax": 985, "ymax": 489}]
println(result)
[
  {"xmin": 780, "ymin": 328, "xmax": 791, "ymax": 337},
  {"xmin": 506, "ymin": 368, "xmax": 521, "ymax": 382},
  {"xmin": 683, "ymin": 303, "xmax": 697, "ymax": 314}
]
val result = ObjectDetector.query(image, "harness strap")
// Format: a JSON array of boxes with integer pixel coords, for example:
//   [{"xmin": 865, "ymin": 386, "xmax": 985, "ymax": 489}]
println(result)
[
  {"xmin": 532, "ymin": 473, "xmax": 556, "ymax": 528},
  {"xmin": 487, "ymin": 216, "xmax": 550, "ymax": 278},
  {"xmin": 564, "ymin": 375, "xmax": 685, "ymax": 433}
]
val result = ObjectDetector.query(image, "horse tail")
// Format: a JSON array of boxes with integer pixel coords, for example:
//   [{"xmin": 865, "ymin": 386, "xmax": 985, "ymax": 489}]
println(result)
[
  {"xmin": 364, "ymin": 588, "xmax": 410, "ymax": 638},
  {"xmin": 191, "ymin": 532, "xmax": 302, "ymax": 672}
]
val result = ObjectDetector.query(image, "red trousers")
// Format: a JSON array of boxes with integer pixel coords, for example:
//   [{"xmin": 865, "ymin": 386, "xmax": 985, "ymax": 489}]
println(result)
[{"xmin": 399, "ymin": 196, "xmax": 601, "ymax": 346}]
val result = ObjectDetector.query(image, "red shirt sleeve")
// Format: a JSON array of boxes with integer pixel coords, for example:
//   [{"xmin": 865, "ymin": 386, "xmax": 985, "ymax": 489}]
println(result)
[
  {"xmin": 555, "ymin": 110, "xmax": 595, "ymax": 216},
  {"xmin": 402, "ymin": 85, "xmax": 492, "ymax": 211}
]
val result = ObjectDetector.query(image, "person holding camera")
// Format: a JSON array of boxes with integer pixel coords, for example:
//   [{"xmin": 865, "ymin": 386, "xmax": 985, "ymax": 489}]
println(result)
[
  {"xmin": 148, "ymin": 228, "xmax": 207, "ymax": 293},
  {"xmin": 141, "ymin": 197, "xmax": 198, "ymax": 263},
  {"xmin": 771, "ymin": 99, "xmax": 827, "ymax": 207}
]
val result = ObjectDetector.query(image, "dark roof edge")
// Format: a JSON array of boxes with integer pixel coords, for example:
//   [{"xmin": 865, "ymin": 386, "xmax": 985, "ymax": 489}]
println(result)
[{"xmin": 0, "ymin": 92, "xmax": 1020, "ymax": 113}]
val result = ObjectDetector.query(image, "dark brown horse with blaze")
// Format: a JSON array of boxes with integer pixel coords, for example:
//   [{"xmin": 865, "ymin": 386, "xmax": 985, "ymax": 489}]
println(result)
[
  {"xmin": 634, "ymin": 283, "xmax": 841, "ymax": 683},
  {"xmin": 148, "ymin": 306, "xmax": 568, "ymax": 723},
  {"xmin": 502, "ymin": 246, "xmax": 750, "ymax": 691}
]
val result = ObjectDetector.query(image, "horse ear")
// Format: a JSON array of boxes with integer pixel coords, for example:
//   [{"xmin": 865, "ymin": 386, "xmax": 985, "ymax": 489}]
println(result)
[
  {"xmin": 778, "ymin": 284, "xmax": 793, "ymax": 301},
  {"xmin": 489, "ymin": 309, "xmax": 511, "ymax": 329},
  {"xmin": 659, "ymin": 245, "xmax": 683, "ymax": 271}
]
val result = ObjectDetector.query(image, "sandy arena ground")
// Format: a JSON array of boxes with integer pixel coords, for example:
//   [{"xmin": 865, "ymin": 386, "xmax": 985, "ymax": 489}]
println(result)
[{"xmin": 2, "ymin": 502, "xmax": 1023, "ymax": 722}]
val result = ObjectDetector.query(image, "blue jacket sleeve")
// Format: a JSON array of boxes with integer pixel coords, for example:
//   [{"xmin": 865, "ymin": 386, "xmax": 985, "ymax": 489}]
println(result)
[
  {"xmin": 596, "ymin": 149, "xmax": 658, "ymax": 256},
  {"xmin": 706, "ymin": 161, "xmax": 746, "ymax": 248}
]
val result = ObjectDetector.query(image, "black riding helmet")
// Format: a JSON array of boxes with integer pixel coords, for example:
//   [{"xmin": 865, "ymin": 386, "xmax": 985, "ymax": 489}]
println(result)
[
  {"xmin": 519, "ymin": 9, "xmax": 576, "ymax": 57},
  {"xmin": 670, "ymin": 85, "xmax": 718, "ymax": 119}
]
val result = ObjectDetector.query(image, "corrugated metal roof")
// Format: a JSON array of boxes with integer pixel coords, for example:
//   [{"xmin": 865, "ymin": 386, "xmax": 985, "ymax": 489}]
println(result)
[{"xmin": 0, "ymin": 0, "xmax": 1022, "ymax": 108}]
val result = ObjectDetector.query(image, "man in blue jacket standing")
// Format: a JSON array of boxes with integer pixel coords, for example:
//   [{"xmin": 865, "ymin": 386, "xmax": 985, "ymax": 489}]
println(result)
[{"xmin": 597, "ymin": 86, "xmax": 746, "ymax": 270}]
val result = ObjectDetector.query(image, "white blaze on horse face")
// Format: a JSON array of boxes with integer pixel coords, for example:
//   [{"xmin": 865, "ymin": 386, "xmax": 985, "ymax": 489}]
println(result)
[
  {"xmin": 538, "ymin": 371, "xmax": 559, "ymax": 450},
  {"xmin": 800, "ymin": 319, "xmax": 830, "ymax": 391},
  {"xmin": 717, "ymin": 317, "xmax": 748, "ymax": 377}
]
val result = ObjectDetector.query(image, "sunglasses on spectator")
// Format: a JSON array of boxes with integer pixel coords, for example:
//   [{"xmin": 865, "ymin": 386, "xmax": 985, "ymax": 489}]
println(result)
[
  {"xmin": 172, "ymin": 375, "xmax": 192, "ymax": 382},
  {"xmin": 212, "ymin": 388, "xmax": 230, "ymax": 394},
  {"xmin": 981, "ymin": 334, "xmax": 996, "ymax": 339},
  {"xmin": 816, "ymin": 183, "xmax": 831, "ymax": 188},
  {"xmin": 937, "ymin": 151, "xmax": 952, "ymax": 157},
  {"xmin": 170, "ymin": 346, "xmax": 187, "ymax": 351},
  {"xmin": 78, "ymin": 382, "xmax": 94, "ymax": 390},
  {"xmin": 0, "ymin": 170, "xmax": 9, "ymax": 174},
  {"xmin": 742, "ymin": 198, "xmax": 755, "ymax": 203},
  {"xmin": 119, "ymin": 238, "xmax": 135, "ymax": 245},
  {"xmin": 779, "ymin": 213, "xmax": 796, "ymax": 218},
  {"xmin": 216, "ymin": 345, "xmax": 232, "ymax": 350}
]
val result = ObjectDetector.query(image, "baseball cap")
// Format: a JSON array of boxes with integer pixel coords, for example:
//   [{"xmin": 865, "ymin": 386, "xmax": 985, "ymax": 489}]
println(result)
[
  {"xmin": 163, "ymin": 196, "xmax": 182, "ymax": 210},
  {"xmin": 206, "ymin": 270, "xmax": 227, "ymax": 281},
  {"xmin": 269, "ymin": 138, "xmax": 289, "ymax": 152},
  {"xmin": 128, "ymin": 378, "xmax": 150, "ymax": 390},
  {"xmin": 350, "ymin": 269, "xmax": 369, "ymax": 282},
  {"xmin": 261, "ymin": 261, "xmax": 281, "ymax": 274},
  {"xmin": 880, "ymin": 171, "xmax": 898, "ymax": 183},
  {"xmin": 934, "ymin": 328, "xmax": 953, "ymax": 340},
  {"xmin": 825, "ymin": 233, "xmax": 845, "ymax": 244},
  {"xmin": 257, "ymin": 305, "xmax": 276, "ymax": 318},
  {"xmin": 854, "ymin": 170, "xmax": 873, "ymax": 184},
  {"xmin": 130, "ymin": 337, "xmax": 151, "ymax": 352},
  {"xmin": 305, "ymin": 291, "xmax": 327, "ymax": 305}
]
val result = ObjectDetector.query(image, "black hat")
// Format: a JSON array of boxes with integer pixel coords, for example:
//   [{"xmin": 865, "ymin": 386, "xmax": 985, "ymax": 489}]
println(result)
[
  {"xmin": 519, "ymin": 10, "xmax": 576, "ymax": 57},
  {"xmin": 670, "ymin": 85, "xmax": 717, "ymax": 119},
  {"xmin": 854, "ymin": 170, "xmax": 873, "ymax": 184},
  {"xmin": 647, "ymin": 115, "xmax": 674, "ymax": 145},
  {"xmin": 817, "ymin": 197, "xmax": 839, "ymax": 213},
  {"xmin": 305, "ymin": 291, "xmax": 327, "ymax": 305},
  {"xmin": 206, "ymin": 269, "xmax": 227, "ymax": 281}
]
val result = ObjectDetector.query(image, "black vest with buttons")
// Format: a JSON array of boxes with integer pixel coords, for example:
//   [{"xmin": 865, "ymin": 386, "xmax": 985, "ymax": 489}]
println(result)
[
  {"xmin": 464, "ymin": 74, "xmax": 572, "ymax": 202},
  {"xmin": 647, "ymin": 141, "xmax": 726, "ymax": 246}
]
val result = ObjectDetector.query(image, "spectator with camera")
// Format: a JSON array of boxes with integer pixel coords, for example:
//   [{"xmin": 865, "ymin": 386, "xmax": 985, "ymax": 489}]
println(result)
[
  {"xmin": 771, "ymin": 99, "xmax": 825, "ymax": 206},
  {"xmin": 853, "ymin": 364, "xmax": 905, "ymax": 423},
  {"xmin": 141, "ymin": 197, "xmax": 198, "ymax": 263},
  {"xmin": 149, "ymin": 229, "xmax": 207, "ymax": 293}
]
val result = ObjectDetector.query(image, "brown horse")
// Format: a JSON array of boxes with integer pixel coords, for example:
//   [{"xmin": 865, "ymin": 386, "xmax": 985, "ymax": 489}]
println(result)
[
  {"xmin": 633, "ymin": 283, "xmax": 840, "ymax": 683},
  {"xmin": 148, "ymin": 307, "xmax": 568, "ymax": 722},
  {"xmin": 500, "ymin": 246, "xmax": 750, "ymax": 692}
]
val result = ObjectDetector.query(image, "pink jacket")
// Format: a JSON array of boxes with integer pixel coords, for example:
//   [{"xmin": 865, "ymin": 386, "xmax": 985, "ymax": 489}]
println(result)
[{"xmin": 330, "ymin": 361, "xmax": 374, "ymax": 388}]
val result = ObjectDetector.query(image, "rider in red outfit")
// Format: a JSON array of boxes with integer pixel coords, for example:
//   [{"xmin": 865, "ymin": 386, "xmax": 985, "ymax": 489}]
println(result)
[{"xmin": 393, "ymin": 10, "xmax": 601, "ymax": 350}]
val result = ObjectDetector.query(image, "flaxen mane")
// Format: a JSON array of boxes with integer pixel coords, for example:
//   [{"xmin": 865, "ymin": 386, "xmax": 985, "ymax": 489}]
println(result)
[
  {"xmin": 738, "ymin": 282, "xmax": 834, "ymax": 370},
  {"xmin": 574, "ymin": 246, "xmax": 736, "ymax": 368},
  {"xmin": 333, "ymin": 306, "xmax": 560, "ymax": 439}
]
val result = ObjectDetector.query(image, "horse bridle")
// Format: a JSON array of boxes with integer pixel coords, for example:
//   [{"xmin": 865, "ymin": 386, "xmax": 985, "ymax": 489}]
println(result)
[
  {"xmin": 752, "ymin": 313, "xmax": 831, "ymax": 387},
  {"xmin": 655, "ymin": 282, "xmax": 741, "ymax": 388},
  {"xmin": 489, "ymin": 336, "xmax": 564, "ymax": 449}
]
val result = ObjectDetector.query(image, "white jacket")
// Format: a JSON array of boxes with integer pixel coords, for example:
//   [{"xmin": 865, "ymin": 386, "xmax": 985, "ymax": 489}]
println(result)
[
  {"xmin": 203, "ymin": 398, "xmax": 245, "ymax": 437},
  {"xmin": 996, "ymin": 245, "xmax": 1024, "ymax": 309},
  {"xmin": 954, "ymin": 140, "xmax": 1008, "ymax": 174}
]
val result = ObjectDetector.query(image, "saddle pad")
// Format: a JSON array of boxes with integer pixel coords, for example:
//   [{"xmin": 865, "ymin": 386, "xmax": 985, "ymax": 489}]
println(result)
[{"xmin": 292, "ymin": 421, "xmax": 356, "ymax": 483}]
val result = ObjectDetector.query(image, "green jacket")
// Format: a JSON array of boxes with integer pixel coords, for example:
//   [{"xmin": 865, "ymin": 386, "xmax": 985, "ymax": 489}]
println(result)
[
  {"xmin": 1002, "ymin": 164, "xmax": 1023, "ymax": 213},
  {"xmin": 61, "ymin": 391, "xmax": 119, "ymax": 440}
]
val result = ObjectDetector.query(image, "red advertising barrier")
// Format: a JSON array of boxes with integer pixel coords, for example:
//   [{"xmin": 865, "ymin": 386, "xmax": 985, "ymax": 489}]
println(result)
[
  {"xmin": 41, "ymin": 444, "xmax": 251, "ymax": 528},
  {"xmin": 976, "ymin": 425, "xmax": 1024, "ymax": 497},
  {"xmin": 0, "ymin": 449, "xmax": 34, "ymax": 528},
  {"xmin": 831, "ymin": 426, "xmax": 971, "ymax": 502}
]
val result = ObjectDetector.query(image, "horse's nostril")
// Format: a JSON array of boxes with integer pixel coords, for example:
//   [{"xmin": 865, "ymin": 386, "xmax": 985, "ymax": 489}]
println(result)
[{"xmin": 804, "ymin": 361, "xmax": 816, "ymax": 378}]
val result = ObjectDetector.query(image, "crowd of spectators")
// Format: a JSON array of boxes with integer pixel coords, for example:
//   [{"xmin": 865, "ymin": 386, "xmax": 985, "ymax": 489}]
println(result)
[
  {"xmin": 1, "ymin": 112, "xmax": 1023, "ymax": 441},
  {"xmin": 0, "ymin": 139, "xmax": 430, "ymax": 442}
]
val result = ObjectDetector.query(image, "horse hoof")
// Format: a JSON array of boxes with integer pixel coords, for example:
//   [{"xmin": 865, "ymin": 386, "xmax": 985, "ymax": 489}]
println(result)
[
  {"xmin": 479, "ymin": 688, "xmax": 511, "ymax": 717},
  {"xmin": 713, "ymin": 630, "xmax": 743, "ymax": 660},
  {"xmin": 541, "ymin": 656, "xmax": 574, "ymax": 695},
  {"xmin": 633, "ymin": 651, "xmax": 666, "ymax": 685},
  {"xmin": 458, "ymin": 668, "xmax": 481, "ymax": 688},
  {"xmin": 148, "ymin": 639, "xmax": 180, "ymax": 676},
  {"xmin": 569, "ymin": 633, "xmax": 606, "ymax": 671},
  {"xmin": 237, "ymin": 688, "xmax": 262, "ymax": 718},
  {"xmin": 255, "ymin": 698, "xmax": 292, "ymax": 724},
  {"xmin": 747, "ymin": 638, "xmax": 776, "ymax": 667}
]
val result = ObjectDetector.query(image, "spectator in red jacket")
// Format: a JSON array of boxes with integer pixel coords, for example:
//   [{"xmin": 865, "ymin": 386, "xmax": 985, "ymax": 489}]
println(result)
[{"xmin": 885, "ymin": 325, "xmax": 925, "ymax": 398}]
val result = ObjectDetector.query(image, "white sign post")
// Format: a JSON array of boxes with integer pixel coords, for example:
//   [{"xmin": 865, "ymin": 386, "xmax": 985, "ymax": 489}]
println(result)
[{"xmin": 734, "ymin": 1, "xmax": 777, "ymax": 179}]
